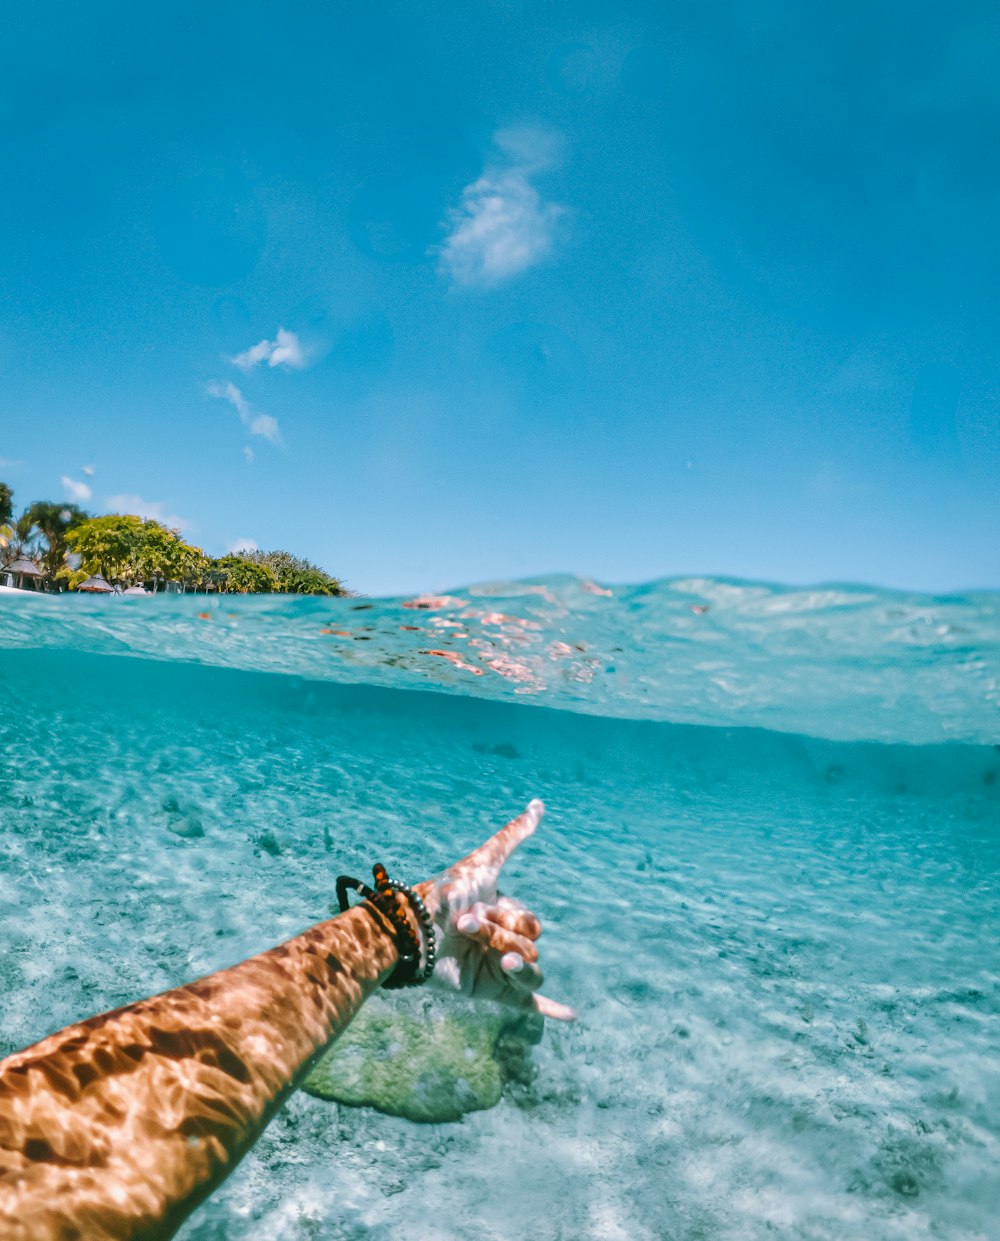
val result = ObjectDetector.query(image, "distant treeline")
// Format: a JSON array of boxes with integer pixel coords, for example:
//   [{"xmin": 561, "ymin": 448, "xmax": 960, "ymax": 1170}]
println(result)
[{"xmin": 0, "ymin": 482, "xmax": 344, "ymax": 595}]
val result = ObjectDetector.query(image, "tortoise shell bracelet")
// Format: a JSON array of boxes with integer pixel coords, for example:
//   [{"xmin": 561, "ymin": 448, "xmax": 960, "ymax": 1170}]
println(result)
[{"xmin": 336, "ymin": 863, "xmax": 437, "ymax": 988}]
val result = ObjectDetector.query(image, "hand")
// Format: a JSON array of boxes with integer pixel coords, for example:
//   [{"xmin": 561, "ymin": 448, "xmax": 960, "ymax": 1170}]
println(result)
[{"xmin": 415, "ymin": 800, "xmax": 576, "ymax": 1021}]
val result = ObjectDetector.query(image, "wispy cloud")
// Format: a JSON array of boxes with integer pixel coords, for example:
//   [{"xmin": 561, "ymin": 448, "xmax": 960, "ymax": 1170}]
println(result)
[
  {"xmin": 437, "ymin": 127, "xmax": 567, "ymax": 287},
  {"xmin": 206, "ymin": 380, "xmax": 282, "ymax": 444},
  {"xmin": 82, "ymin": 465, "xmax": 95, "ymax": 476},
  {"xmin": 228, "ymin": 538, "xmax": 258, "ymax": 554},
  {"xmin": 105, "ymin": 494, "xmax": 188, "ymax": 531},
  {"xmin": 231, "ymin": 328, "xmax": 307, "ymax": 371},
  {"xmin": 62, "ymin": 475, "xmax": 93, "ymax": 502},
  {"xmin": 0, "ymin": 458, "xmax": 24, "ymax": 469}
]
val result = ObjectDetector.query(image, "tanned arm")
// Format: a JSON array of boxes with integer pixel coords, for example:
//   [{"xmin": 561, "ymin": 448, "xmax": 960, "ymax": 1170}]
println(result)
[{"xmin": 0, "ymin": 800, "xmax": 573, "ymax": 1241}]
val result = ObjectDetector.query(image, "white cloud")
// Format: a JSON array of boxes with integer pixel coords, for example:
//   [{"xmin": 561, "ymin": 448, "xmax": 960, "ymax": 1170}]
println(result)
[
  {"xmin": 249, "ymin": 412, "xmax": 281, "ymax": 440},
  {"xmin": 243, "ymin": 445, "xmax": 254, "ymax": 464},
  {"xmin": 62, "ymin": 475, "xmax": 93, "ymax": 502},
  {"xmin": 231, "ymin": 328, "xmax": 307, "ymax": 370},
  {"xmin": 105, "ymin": 494, "xmax": 188, "ymax": 531},
  {"xmin": 437, "ymin": 127, "xmax": 567, "ymax": 287},
  {"xmin": 82, "ymin": 465, "xmax": 95, "ymax": 476},
  {"xmin": 0, "ymin": 458, "xmax": 24, "ymax": 469},
  {"xmin": 208, "ymin": 379, "xmax": 250, "ymax": 420},
  {"xmin": 206, "ymin": 380, "xmax": 282, "ymax": 444},
  {"xmin": 228, "ymin": 538, "xmax": 258, "ymax": 554}
]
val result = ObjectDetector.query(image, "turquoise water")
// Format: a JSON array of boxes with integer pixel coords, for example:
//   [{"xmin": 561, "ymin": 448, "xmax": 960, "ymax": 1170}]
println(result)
[{"xmin": 1, "ymin": 577, "xmax": 998, "ymax": 1240}]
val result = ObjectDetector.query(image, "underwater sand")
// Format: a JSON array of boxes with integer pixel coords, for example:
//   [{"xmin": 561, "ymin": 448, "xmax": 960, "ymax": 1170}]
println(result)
[{"xmin": 0, "ymin": 578, "xmax": 997, "ymax": 1239}]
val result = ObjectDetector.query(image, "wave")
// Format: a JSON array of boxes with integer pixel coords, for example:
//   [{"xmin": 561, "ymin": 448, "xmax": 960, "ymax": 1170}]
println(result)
[{"xmin": 1, "ymin": 574, "xmax": 998, "ymax": 745}]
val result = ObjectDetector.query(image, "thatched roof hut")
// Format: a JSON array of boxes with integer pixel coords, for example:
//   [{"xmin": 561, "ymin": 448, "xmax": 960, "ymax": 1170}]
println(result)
[
  {"xmin": 77, "ymin": 573, "xmax": 114, "ymax": 594},
  {"xmin": 122, "ymin": 584, "xmax": 149, "ymax": 595},
  {"xmin": 2, "ymin": 557, "xmax": 43, "ymax": 590}
]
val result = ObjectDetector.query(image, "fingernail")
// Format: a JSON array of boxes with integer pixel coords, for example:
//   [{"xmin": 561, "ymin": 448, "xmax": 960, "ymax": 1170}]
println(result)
[
  {"xmin": 501, "ymin": 952, "xmax": 524, "ymax": 973},
  {"xmin": 457, "ymin": 914, "xmax": 480, "ymax": 934}
]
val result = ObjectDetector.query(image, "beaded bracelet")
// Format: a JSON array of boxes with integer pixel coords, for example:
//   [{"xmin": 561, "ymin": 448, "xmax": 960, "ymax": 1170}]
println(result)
[{"xmin": 336, "ymin": 863, "xmax": 437, "ymax": 988}]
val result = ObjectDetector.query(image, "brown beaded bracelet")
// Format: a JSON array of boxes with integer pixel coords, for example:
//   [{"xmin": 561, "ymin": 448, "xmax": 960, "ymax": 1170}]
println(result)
[{"xmin": 336, "ymin": 863, "xmax": 437, "ymax": 988}]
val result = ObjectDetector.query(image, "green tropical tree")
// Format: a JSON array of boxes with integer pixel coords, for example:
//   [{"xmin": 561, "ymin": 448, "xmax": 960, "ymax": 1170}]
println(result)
[
  {"xmin": 211, "ymin": 555, "xmax": 279, "ymax": 594},
  {"xmin": 15, "ymin": 505, "xmax": 343, "ymax": 596},
  {"xmin": 24, "ymin": 501, "xmax": 89, "ymax": 586},
  {"xmin": 1, "ymin": 485, "xmax": 24, "ymax": 567},
  {"xmin": 240, "ymin": 549, "xmax": 344, "ymax": 595},
  {"xmin": 281, "ymin": 566, "xmax": 343, "ymax": 595},
  {"xmin": 66, "ymin": 515, "xmax": 208, "ymax": 588},
  {"xmin": 1, "ymin": 511, "xmax": 39, "ymax": 564}
]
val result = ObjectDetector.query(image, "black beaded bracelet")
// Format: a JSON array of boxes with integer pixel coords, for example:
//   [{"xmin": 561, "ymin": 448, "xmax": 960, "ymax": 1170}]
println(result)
[{"xmin": 336, "ymin": 863, "xmax": 437, "ymax": 989}]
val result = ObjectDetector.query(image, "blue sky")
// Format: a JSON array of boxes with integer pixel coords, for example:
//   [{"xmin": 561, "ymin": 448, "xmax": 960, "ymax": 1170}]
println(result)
[{"xmin": 2, "ymin": 0, "xmax": 997, "ymax": 595}]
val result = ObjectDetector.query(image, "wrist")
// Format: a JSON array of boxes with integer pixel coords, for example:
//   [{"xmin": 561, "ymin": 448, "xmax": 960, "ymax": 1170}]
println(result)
[{"xmin": 336, "ymin": 866, "xmax": 437, "ymax": 988}]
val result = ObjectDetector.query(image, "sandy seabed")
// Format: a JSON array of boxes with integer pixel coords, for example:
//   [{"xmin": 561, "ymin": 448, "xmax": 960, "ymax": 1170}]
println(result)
[{"xmin": 0, "ymin": 640, "xmax": 997, "ymax": 1240}]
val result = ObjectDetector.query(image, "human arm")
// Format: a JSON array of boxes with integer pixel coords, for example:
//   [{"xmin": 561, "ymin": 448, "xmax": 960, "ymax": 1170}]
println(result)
[{"xmin": 0, "ymin": 800, "xmax": 570, "ymax": 1241}]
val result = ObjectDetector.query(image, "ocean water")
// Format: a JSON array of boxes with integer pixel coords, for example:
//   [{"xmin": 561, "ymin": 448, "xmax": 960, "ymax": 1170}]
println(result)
[{"xmin": 0, "ymin": 576, "xmax": 997, "ymax": 1240}]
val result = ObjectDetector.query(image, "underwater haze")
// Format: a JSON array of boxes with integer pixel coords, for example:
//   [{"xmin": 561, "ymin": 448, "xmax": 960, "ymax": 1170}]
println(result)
[{"xmin": 1, "ymin": 576, "xmax": 998, "ymax": 1240}]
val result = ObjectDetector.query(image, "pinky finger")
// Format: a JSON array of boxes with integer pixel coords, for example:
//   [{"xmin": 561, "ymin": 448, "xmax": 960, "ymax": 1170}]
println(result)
[{"xmin": 532, "ymin": 993, "xmax": 577, "ymax": 1021}]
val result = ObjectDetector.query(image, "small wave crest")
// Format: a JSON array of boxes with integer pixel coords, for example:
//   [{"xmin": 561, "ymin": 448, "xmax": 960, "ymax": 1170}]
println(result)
[{"xmin": 1, "ymin": 575, "xmax": 997, "ymax": 745}]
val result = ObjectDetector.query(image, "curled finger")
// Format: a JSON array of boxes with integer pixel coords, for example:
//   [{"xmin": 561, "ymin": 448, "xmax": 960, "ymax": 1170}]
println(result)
[
  {"xmin": 487, "ymin": 896, "xmax": 542, "ymax": 941},
  {"xmin": 456, "ymin": 909, "xmax": 539, "ymax": 963}
]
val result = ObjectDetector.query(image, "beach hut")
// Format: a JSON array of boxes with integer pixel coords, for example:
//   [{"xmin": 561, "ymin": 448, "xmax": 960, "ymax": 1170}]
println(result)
[
  {"xmin": 2, "ymin": 557, "xmax": 44, "ymax": 591},
  {"xmin": 77, "ymin": 573, "xmax": 114, "ymax": 594}
]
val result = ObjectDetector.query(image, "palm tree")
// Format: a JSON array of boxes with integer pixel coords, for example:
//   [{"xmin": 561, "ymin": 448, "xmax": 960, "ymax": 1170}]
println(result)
[
  {"xmin": 24, "ymin": 501, "xmax": 88, "ymax": 587},
  {"xmin": 1, "ymin": 511, "xmax": 39, "ymax": 565},
  {"xmin": 0, "ymin": 484, "xmax": 17, "ymax": 569}
]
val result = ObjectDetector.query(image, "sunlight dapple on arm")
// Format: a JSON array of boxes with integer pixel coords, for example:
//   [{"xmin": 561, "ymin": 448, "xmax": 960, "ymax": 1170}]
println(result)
[{"xmin": 0, "ymin": 800, "xmax": 572, "ymax": 1241}]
